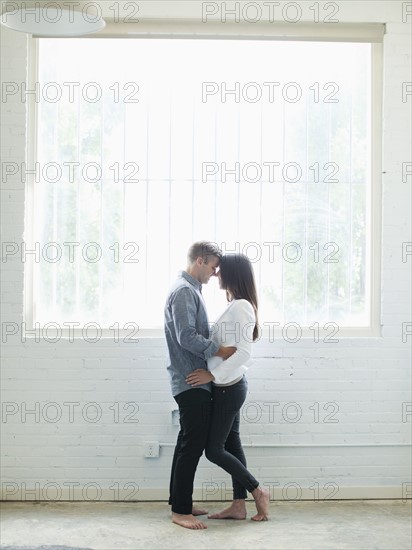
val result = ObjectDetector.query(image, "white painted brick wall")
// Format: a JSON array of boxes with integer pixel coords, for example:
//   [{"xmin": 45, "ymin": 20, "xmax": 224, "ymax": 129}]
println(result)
[{"xmin": 1, "ymin": 1, "xmax": 411, "ymax": 502}]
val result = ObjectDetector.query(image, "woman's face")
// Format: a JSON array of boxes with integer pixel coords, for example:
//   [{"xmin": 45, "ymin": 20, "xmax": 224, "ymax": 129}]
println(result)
[
  {"xmin": 217, "ymin": 269, "xmax": 223, "ymax": 289},
  {"xmin": 217, "ymin": 269, "xmax": 232, "ymax": 300}
]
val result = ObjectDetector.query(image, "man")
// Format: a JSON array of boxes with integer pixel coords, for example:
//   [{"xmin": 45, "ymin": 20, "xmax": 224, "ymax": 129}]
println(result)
[{"xmin": 164, "ymin": 241, "xmax": 236, "ymax": 530}]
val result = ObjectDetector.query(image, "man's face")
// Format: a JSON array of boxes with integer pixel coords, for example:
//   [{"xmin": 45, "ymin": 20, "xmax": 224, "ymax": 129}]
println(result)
[{"xmin": 199, "ymin": 255, "xmax": 220, "ymax": 284}]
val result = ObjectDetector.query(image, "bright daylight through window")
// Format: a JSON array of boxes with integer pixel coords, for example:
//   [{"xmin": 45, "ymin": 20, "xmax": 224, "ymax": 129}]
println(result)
[{"xmin": 28, "ymin": 37, "xmax": 373, "ymax": 332}]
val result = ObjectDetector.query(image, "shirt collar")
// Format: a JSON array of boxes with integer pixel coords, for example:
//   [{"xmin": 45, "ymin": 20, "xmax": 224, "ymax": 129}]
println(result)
[{"xmin": 179, "ymin": 270, "xmax": 202, "ymax": 293}]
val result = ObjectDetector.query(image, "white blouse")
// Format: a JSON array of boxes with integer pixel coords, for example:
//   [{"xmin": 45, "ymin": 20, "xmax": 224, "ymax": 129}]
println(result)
[{"xmin": 207, "ymin": 298, "xmax": 256, "ymax": 385}]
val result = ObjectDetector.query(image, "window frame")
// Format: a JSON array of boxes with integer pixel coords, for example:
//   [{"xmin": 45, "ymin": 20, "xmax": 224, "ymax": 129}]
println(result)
[{"xmin": 24, "ymin": 22, "xmax": 384, "ymax": 339}]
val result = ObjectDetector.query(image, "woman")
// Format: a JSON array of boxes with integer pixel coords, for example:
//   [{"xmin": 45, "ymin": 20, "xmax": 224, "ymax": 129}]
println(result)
[{"xmin": 185, "ymin": 253, "xmax": 270, "ymax": 521}]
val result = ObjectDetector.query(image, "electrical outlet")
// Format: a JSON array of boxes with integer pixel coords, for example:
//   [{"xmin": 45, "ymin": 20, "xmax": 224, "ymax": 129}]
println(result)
[
  {"xmin": 171, "ymin": 409, "xmax": 180, "ymax": 426},
  {"xmin": 144, "ymin": 441, "xmax": 159, "ymax": 458}
]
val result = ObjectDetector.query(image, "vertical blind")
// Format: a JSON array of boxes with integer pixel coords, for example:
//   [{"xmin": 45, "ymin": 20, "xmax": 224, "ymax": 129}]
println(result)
[{"xmin": 30, "ymin": 36, "xmax": 374, "ymax": 329}]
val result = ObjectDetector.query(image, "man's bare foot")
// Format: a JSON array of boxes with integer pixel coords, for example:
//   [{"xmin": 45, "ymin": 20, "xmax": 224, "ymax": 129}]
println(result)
[
  {"xmin": 192, "ymin": 506, "xmax": 208, "ymax": 516},
  {"xmin": 251, "ymin": 486, "xmax": 270, "ymax": 521},
  {"xmin": 172, "ymin": 512, "xmax": 207, "ymax": 529},
  {"xmin": 208, "ymin": 500, "xmax": 247, "ymax": 520}
]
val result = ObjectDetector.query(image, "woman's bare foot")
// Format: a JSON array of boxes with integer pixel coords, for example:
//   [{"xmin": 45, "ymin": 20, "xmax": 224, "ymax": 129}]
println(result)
[
  {"xmin": 192, "ymin": 506, "xmax": 208, "ymax": 516},
  {"xmin": 208, "ymin": 499, "xmax": 247, "ymax": 520},
  {"xmin": 172, "ymin": 512, "xmax": 207, "ymax": 529},
  {"xmin": 251, "ymin": 486, "xmax": 270, "ymax": 521}
]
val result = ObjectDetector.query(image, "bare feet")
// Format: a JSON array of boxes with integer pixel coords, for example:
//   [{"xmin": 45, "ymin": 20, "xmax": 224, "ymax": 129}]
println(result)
[
  {"xmin": 172, "ymin": 512, "xmax": 207, "ymax": 529},
  {"xmin": 192, "ymin": 506, "xmax": 208, "ymax": 516},
  {"xmin": 251, "ymin": 486, "xmax": 270, "ymax": 521},
  {"xmin": 208, "ymin": 499, "xmax": 247, "ymax": 520}
]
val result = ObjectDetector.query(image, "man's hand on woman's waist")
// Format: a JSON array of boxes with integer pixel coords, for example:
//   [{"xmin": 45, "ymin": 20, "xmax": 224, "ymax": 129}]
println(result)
[{"xmin": 186, "ymin": 369, "xmax": 214, "ymax": 386}]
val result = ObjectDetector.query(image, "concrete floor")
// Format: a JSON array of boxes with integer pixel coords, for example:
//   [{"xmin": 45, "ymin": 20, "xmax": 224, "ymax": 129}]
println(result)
[{"xmin": 0, "ymin": 500, "xmax": 411, "ymax": 550}]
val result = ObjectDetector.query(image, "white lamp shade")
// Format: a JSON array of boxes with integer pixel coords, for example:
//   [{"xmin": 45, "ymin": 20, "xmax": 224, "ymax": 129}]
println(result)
[{"xmin": 1, "ymin": 6, "xmax": 106, "ymax": 36}]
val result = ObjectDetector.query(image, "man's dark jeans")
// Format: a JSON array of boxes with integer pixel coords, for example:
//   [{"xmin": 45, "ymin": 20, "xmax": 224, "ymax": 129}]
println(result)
[
  {"xmin": 169, "ymin": 388, "xmax": 212, "ymax": 514},
  {"xmin": 205, "ymin": 376, "xmax": 259, "ymax": 499}
]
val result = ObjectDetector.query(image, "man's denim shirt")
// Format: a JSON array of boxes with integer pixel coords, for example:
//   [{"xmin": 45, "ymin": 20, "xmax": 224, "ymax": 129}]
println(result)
[{"xmin": 164, "ymin": 271, "xmax": 219, "ymax": 397}]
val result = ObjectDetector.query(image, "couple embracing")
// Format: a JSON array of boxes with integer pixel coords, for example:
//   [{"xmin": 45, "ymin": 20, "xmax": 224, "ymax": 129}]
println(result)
[{"xmin": 164, "ymin": 241, "xmax": 270, "ymax": 530}]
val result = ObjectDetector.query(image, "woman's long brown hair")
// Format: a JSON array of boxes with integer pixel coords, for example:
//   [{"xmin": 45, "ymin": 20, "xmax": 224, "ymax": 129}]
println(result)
[{"xmin": 219, "ymin": 253, "xmax": 259, "ymax": 341}]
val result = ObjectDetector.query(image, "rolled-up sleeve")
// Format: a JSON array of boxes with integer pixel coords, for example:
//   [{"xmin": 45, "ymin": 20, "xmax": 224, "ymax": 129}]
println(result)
[{"xmin": 171, "ymin": 288, "xmax": 219, "ymax": 360}]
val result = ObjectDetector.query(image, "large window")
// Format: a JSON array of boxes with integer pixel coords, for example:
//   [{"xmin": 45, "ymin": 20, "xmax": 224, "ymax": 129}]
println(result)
[{"xmin": 26, "ymin": 34, "xmax": 381, "ymax": 334}]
